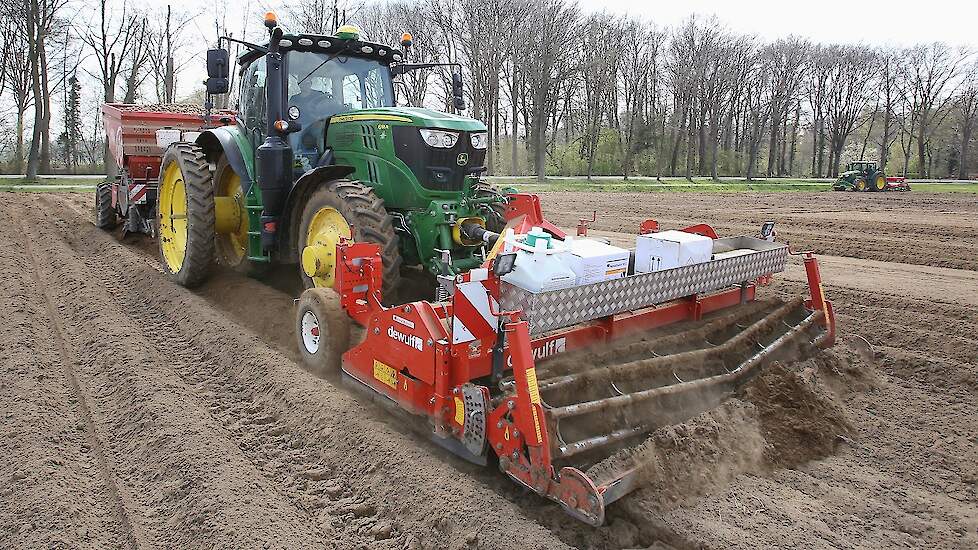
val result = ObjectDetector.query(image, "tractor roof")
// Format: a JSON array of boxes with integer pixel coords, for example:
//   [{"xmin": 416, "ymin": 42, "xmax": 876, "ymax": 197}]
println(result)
[{"xmin": 237, "ymin": 32, "xmax": 404, "ymax": 70}]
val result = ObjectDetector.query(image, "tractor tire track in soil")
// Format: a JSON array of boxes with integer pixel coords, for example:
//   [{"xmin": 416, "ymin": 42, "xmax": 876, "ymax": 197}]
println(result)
[
  {"xmin": 0, "ymin": 209, "xmax": 137, "ymax": 548},
  {"xmin": 6, "ymin": 192, "xmax": 573, "ymax": 549}
]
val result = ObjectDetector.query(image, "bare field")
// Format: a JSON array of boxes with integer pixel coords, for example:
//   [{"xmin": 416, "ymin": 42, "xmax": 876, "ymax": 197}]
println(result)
[{"xmin": 1, "ymin": 191, "xmax": 976, "ymax": 549}]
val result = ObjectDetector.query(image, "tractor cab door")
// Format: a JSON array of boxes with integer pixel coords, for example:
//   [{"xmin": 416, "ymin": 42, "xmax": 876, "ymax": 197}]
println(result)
[{"xmin": 240, "ymin": 60, "xmax": 268, "ymax": 150}]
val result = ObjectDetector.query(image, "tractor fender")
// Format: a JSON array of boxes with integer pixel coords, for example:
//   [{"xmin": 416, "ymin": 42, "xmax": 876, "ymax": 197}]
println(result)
[
  {"xmin": 278, "ymin": 164, "xmax": 357, "ymax": 263},
  {"xmin": 195, "ymin": 127, "xmax": 255, "ymax": 195}
]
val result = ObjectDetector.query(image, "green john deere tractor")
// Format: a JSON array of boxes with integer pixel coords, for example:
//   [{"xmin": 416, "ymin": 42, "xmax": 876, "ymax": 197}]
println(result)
[
  {"xmin": 832, "ymin": 160, "xmax": 888, "ymax": 192},
  {"xmin": 157, "ymin": 16, "xmax": 504, "ymax": 299}
]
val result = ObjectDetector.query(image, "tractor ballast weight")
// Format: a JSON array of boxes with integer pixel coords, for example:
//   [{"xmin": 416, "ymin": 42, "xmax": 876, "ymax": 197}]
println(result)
[{"xmin": 296, "ymin": 196, "xmax": 837, "ymax": 525}]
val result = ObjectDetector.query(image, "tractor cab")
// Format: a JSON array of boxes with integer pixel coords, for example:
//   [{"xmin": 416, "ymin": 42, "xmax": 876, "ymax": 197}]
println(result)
[
  {"xmin": 236, "ymin": 26, "xmax": 400, "ymax": 169},
  {"xmin": 846, "ymin": 161, "xmax": 877, "ymax": 174}
]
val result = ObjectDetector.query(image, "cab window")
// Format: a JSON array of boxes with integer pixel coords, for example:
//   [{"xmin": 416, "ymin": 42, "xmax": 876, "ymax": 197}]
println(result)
[{"xmin": 241, "ymin": 61, "xmax": 267, "ymax": 138}]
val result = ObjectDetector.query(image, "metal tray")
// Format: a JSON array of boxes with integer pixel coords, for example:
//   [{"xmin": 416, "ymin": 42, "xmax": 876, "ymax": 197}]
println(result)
[{"xmin": 499, "ymin": 236, "xmax": 788, "ymax": 335}]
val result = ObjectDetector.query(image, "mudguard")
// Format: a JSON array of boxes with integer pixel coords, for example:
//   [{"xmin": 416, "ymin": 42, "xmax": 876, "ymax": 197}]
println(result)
[
  {"xmin": 278, "ymin": 164, "xmax": 357, "ymax": 263},
  {"xmin": 196, "ymin": 126, "xmax": 255, "ymax": 195}
]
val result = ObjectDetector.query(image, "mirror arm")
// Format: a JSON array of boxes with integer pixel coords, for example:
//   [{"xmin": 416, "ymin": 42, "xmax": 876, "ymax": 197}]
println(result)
[{"xmin": 218, "ymin": 35, "xmax": 268, "ymax": 55}]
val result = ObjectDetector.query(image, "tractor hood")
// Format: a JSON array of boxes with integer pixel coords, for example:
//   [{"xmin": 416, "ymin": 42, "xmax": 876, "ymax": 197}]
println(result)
[
  {"xmin": 330, "ymin": 107, "xmax": 486, "ymax": 131},
  {"xmin": 838, "ymin": 170, "xmax": 859, "ymax": 179}
]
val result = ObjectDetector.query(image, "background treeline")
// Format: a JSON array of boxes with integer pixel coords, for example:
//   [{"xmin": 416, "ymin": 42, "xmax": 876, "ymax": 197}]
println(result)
[{"xmin": 2, "ymin": 0, "xmax": 977, "ymax": 180}]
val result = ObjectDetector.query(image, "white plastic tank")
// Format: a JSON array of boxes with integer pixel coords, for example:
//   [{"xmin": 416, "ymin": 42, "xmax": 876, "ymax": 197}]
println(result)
[{"xmin": 500, "ymin": 227, "xmax": 577, "ymax": 293}]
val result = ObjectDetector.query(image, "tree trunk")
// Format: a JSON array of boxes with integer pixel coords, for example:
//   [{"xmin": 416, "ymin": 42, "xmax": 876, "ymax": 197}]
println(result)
[
  {"xmin": 959, "ymin": 123, "xmax": 973, "ymax": 179},
  {"xmin": 15, "ymin": 112, "xmax": 25, "ymax": 174},
  {"xmin": 916, "ymin": 116, "xmax": 927, "ymax": 178},
  {"xmin": 766, "ymin": 114, "xmax": 779, "ymax": 177},
  {"xmin": 511, "ymin": 99, "xmax": 518, "ymax": 176},
  {"xmin": 787, "ymin": 106, "xmax": 799, "ymax": 176},
  {"xmin": 816, "ymin": 123, "xmax": 825, "ymax": 178},
  {"xmin": 26, "ymin": 12, "xmax": 42, "ymax": 180},
  {"xmin": 880, "ymin": 109, "xmax": 892, "ymax": 171},
  {"xmin": 685, "ymin": 107, "xmax": 695, "ymax": 182},
  {"xmin": 697, "ymin": 104, "xmax": 707, "ymax": 175}
]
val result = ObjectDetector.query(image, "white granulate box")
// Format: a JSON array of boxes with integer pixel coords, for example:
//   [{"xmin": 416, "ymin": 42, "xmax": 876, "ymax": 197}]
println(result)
[
  {"xmin": 562, "ymin": 238, "xmax": 630, "ymax": 285},
  {"xmin": 634, "ymin": 230, "xmax": 713, "ymax": 273}
]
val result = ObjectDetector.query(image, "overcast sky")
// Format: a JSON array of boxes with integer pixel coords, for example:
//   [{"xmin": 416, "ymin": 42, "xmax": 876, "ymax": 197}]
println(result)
[
  {"xmin": 185, "ymin": 0, "xmax": 978, "ymax": 48},
  {"xmin": 579, "ymin": 0, "xmax": 978, "ymax": 47}
]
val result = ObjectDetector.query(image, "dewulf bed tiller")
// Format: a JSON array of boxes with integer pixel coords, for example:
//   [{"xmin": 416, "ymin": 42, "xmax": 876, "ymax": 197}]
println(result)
[{"xmin": 295, "ymin": 195, "xmax": 836, "ymax": 526}]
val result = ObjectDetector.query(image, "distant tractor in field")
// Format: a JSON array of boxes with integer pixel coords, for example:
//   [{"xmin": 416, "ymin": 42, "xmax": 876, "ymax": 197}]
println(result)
[{"xmin": 833, "ymin": 161, "xmax": 910, "ymax": 192}]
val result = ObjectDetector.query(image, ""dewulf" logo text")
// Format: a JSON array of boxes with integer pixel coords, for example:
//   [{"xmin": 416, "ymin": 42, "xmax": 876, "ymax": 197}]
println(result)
[
  {"xmin": 507, "ymin": 337, "xmax": 566, "ymax": 367},
  {"xmin": 388, "ymin": 326, "xmax": 424, "ymax": 351}
]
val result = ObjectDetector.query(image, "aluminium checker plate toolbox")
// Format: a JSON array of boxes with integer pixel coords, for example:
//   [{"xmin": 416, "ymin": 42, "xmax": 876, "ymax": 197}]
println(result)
[{"xmin": 499, "ymin": 236, "xmax": 789, "ymax": 335}]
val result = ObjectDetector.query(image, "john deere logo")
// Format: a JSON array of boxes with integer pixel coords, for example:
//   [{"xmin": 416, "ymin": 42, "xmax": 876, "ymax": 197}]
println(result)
[{"xmin": 456, "ymin": 153, "xmax": 469, "ymax": 166}]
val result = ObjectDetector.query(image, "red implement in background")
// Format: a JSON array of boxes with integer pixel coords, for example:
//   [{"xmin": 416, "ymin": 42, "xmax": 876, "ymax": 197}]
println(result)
[{"xmin": 100, "ymin": 104, "xmax": 234, "ymax": 235}]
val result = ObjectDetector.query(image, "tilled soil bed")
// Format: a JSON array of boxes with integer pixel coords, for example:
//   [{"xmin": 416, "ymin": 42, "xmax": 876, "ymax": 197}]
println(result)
[{"xmin": 1, "ymin": 190, "xmax": 975, "ymax": 549}]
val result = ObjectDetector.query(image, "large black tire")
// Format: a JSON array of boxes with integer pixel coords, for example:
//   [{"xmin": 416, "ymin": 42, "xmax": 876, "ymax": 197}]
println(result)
[
  {"xmin": 94, "ymin": 182, "xmax": 117, "ymax": 229},
  {"xmin": 295, "ymin": 287, "xmax": 352, "ymax": 376},
  {"xmin": 157, "ymin": 143, "xmax": 216, "ymax": 288},
  {"xmin": 853, "ymin": 177, "xmax": 868, "ymax": 192},
  {"xmin": 298, "ymin": 180, "xmax": 402, "ymax": 300},
  {"xmin": 472, "ymin": 181, "xmax": 507, "ymax": 233},
  {"xmin": 871, "ymin": 172, "xmax": 886, "ymax": 192}
]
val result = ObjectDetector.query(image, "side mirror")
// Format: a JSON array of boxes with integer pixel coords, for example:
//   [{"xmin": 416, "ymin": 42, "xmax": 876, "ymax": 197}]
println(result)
[
  {"xmin": 206, "ymin": 48, "xmax": 230, "ymax": 94},
  {"xmin": 452, "ymin": 71, "xmax": 465, "ymax": 111}
]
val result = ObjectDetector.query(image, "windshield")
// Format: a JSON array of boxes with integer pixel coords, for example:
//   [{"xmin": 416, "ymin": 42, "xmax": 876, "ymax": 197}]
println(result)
[
  {"xmin": 284, "ymin": 51, "xmax": 395, "ymax": 168},
  {"xmin": 286, "ymin": 51, "xmax": 394, "ymax": 121}
]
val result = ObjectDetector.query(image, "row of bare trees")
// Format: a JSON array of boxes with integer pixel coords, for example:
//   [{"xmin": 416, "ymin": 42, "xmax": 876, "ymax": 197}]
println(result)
[
  {"xmin": 341, "ymin": 1, "xmax": 977, "ymax": 180},
  {"xmin": 2, "ymin": 0, "xmax": 976, "ymax": 180},
  {"xmin": 0, "ymin": 0, "xmax": 203, "ymax": 176}
]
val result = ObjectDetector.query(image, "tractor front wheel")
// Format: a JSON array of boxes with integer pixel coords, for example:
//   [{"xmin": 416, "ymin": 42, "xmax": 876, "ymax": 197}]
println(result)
[
  {"xmin": 295, "ymin": 287, "xmax": 352, "ymax": 375},
  {"xmin": 854, "ymin": 177, "xmax": 868, "ymax": 192},
  {"xmin": 297, "ymin": 180, "xmax": 402, "ymax": 300},
  {"xmin": 157, "ymin": 143, "xmax": 216, "ymax": 287},
  {"xmin": 94, "ymin": 181, "xmax": 117, "ymax": 229}
]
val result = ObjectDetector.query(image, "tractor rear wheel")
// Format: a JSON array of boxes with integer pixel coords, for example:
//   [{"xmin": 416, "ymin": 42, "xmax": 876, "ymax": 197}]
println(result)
[
  {"xmin": 94, "ymin": 181, "xmax": 117, "ymax": 229},
  {"xmin": 472, "ymin": 181, "xmax": 507, "ymax": 233},
  {"xmin": 157, "ymin": 143, "xmax": 216, "ymax": 288},
  {"xmin": 298, "ymin": 180, "xmax": 402, "ymax": 300},
  {"xmin": 873, "ymin": 173, "xmax": 886, "ymax": 192},
  {"xmin": 295, "ymin": 287, "xmax": 351, "ymax": 375},
  {"xmin": 854, "ymin": 177, "xmax": 868, "ymax": 192}
]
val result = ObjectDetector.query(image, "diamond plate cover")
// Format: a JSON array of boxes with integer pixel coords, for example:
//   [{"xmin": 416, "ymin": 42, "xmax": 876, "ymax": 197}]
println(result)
[{"xmin": 499, "ymin": 236, "xmax": 788, "ymax": 335}]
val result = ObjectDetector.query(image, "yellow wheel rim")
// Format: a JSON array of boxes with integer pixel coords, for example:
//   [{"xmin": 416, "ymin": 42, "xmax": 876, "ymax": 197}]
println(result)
[
  {"xmin": 875, "ymin": 175, "xmax": 885, "ymax": 191},
  {"xmin": 303, "ymin": 207, "xmax": 352, "ymax": 288},
  {"xmin": 215, "ymin": 169, "xmax": 248, "ymax": 265},
  {"xmin": 158, "ymin": 160, "xmax": 188, "ymax": 273},
  {"xmin": 856, "ymin": 180, "xmax": 866, "ymax": 191}
]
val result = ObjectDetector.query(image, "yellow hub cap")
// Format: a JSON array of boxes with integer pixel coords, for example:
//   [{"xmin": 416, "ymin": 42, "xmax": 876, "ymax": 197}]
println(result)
[
  {"xmin": 158, "ymin": 161, "xmax": 188, "ymax": 273},
  {"xmin": 875, "ymin": 175, "xmax": 885, "ymax": 190},
  {"xmin": 214, "ymin": 169, "xmax": 247, "ymax": 265},
  {"xmin": 302, "ymin": 207, "xmax": 352, "ymax": 287}
]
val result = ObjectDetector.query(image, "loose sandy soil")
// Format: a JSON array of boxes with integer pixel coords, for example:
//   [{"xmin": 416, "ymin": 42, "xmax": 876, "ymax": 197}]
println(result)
[{"xmin": 1, "ymin": 191, "xmax": 975, "ymax": 549}]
